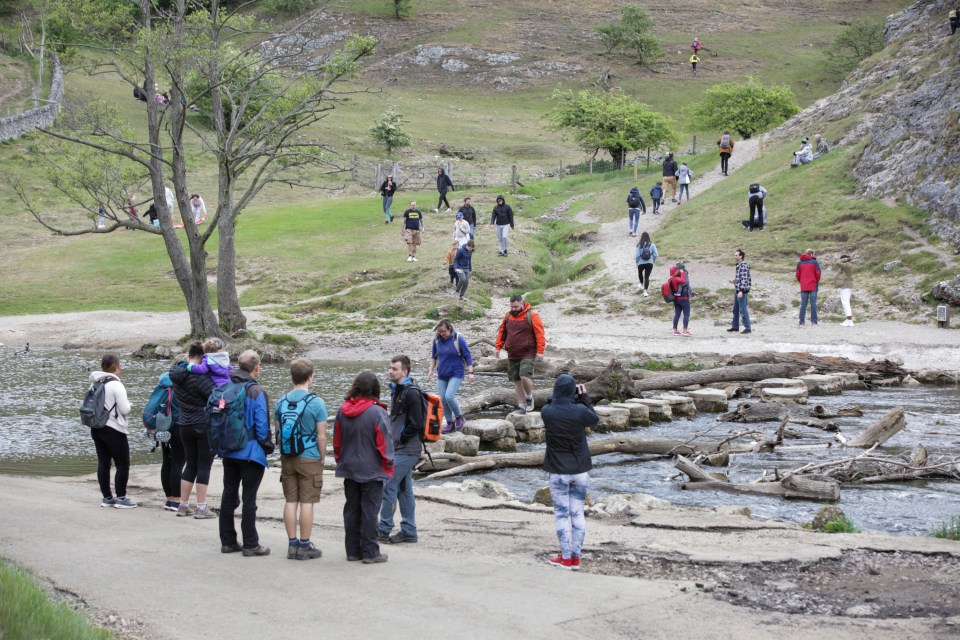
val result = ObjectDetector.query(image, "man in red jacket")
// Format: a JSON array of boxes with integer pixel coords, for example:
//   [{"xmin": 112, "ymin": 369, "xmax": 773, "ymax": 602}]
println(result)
[
  {"xmin": 796, "ymin": 249, "xmax": 822, "ymax": 326},
  {"xmin": 495, "ymin": 295, "xmax": 546, "ymax": 413}
]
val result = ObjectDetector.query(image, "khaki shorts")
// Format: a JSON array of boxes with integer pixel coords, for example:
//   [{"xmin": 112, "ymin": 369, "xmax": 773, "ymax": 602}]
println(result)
[
  {"xmin": 507, "ymin": 357, "xmax": 536, "ymax": 382},
  {"xmin": 403, "ymin": 229, "xmax": 422, "ymax": 246},
  {"xmin": 280, "ymin": 456, "xmax": 323, "ymax": 503}
]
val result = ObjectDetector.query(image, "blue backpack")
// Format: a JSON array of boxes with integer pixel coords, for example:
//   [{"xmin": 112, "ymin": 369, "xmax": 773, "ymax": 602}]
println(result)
[
  {"xmin": 143, "ymin": 378, "xmax": 178, "ymax": 432},
  {"xmin": 206, "ymin": 382, "xmax": 253, "ymax": 455},
  {"xmin": 276, "ymin": 393, "xmax": 317, "ymax": 456}
]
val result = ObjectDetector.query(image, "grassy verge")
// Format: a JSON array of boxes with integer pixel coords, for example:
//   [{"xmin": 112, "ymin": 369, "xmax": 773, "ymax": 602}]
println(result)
[
  {"xmin": 0, "ymin": 559, "xmax": 112, "ymax": 640},
  {"xmin": 931, "ymin": 515, "xmax": 960, "ymax": 541}
]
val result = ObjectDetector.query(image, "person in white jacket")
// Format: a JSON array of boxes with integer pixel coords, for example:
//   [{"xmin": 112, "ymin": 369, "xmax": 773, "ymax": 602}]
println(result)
[
  {"xmin": 452, "ymin": 211, "xmax": 470, "ymax": 247},
  {"xmin": 88, "ymin": 354, "xmax": 137, "ymax": 508},
  {"xmin": 190, "ymin": 194, "xmax": 207, "ymax": 225}
]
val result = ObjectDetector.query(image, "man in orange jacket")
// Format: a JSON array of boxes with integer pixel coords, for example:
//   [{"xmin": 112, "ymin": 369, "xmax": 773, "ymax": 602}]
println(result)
[{"xmin": 495, "ymin": 294, "xmax": 546, "ymax": 413}]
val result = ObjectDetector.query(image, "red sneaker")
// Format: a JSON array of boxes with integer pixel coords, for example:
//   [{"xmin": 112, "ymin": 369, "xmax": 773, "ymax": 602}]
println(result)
[
  {"xmin": 546, "ymin": 555, "xmax": 574, "ymax": 570},
  {"xmin": 569, "ymin": 557, "xmax": 581, "ymax": 571}
]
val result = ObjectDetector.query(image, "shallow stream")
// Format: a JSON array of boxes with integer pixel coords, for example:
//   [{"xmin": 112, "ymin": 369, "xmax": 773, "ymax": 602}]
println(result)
[{"xmin": 2, "ymin": 349, "xmax": 958, "ymax": 536}]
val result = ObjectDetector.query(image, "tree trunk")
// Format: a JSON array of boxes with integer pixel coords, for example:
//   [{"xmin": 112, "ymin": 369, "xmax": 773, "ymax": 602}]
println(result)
[
  {"xmin": 724, "ymin": 351, "xmax": 907, "ymax": 379},
  {"xmin": 676, "ymin": 456, "xmax": 840, "ymax": 501},
  {"xmin": 718, "ymin": 401, "xmax": 861, "ymax": 425},
  {"xmin": 632, "ymin": 363, "xmax": 801, "ymax": 393},
  {"xmin": 844, "ymin": 408, "xmax": 906, "ymax": 448}
]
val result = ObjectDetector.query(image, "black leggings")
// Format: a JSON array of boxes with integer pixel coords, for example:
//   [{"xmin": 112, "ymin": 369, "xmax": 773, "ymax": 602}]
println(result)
[
  {"xmin": 637, "ymin": 263, "xmax": 653, "ymax": 290},
  {"xmin": 720, "ymin": 152, "xmax": 730, "ymax": 174},
  {"xmin": 181, "ymin": 424, "xmax": 215, "ymax": 485},
  {"xmin": 160, "ymin": 424, "xmax": 185, "ymax": 497},
  {"xmin": 91, "ymin": 427, "xmax": 130, "ymax": 498},
  {"xmin": 749, "ymin": 197, "xmax": 764, "ymax": 230},
  {"xmin": 437, "ymin": 192, "xmax": 451, "ymax": 210}
]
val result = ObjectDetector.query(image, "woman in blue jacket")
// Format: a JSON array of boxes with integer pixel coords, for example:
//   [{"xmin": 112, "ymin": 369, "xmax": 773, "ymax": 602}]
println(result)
[
  {"xmin": 426, "ymin": 319, "xmax": 474, "ymax": 433},
  {"xmin": 634, "ymin": 231, "xmax": 659, "ymax": 297}
]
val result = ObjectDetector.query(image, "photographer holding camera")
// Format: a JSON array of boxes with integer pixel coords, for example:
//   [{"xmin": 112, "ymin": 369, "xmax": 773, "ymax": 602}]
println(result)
[{"xmin": 541, "ymin": 374, "xmax": 599, "ymax": 572}]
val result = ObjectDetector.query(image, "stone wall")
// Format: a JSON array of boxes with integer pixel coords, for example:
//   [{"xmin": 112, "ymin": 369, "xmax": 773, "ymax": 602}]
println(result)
[{"xmin": 0, "ymin": 54, "xmax": 63, "ymax": 142}]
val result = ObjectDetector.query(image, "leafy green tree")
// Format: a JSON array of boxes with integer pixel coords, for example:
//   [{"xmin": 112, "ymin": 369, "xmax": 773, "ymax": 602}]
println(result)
[
  {"xmin": 825, "ymin": 20, "xmax": 885, "ymax": 75},
  {"xmin": 546, "ymin": 89, "xmax": 679, "ymax": 169},
  {"xmin": 15, "ymin": 0, "xmax": 373, "ymax": 337},
  {"xmin": 370, "ymin": 107, "xmax": 411, "ymax": 157},
  {"xmin": 688, "ymin": 77, "xmax": 800, "ymax": 139},
  {"xmin": 593, "ymin": 4, "xmax": 662, "ymax": 67}
]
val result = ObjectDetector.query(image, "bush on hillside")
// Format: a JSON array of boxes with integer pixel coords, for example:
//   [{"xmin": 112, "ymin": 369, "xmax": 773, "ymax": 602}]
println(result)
[
  {"xmin": 594, "ymin": 4, "xmax": 663, "ymax": 67},
  {"xmin": 825, "ymin": 20, "xmax": 886, "ymax": 76},
  {"xmin": 688, "ymin": 77, "xmax": 800, "ymax": 139},
  {"xmin": 370, "ymin": 107, "xmax": 411, "ymax": 158}
]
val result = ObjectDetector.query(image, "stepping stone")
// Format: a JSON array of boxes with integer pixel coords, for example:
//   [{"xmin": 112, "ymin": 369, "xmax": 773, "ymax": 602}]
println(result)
[
  {"xmin": 625, "ymin": 398, "xmax": 673, "ymax": 421},
  {"xmin": 610, "ymin": 402, "xmax": 651, "ymax": 426},
  {"xmin": 759, "ymin": 387, "xmax": 809, "ymax": 404},
  {"xmin": 797, "ymin": 374, "xmax": 843, "ymax": 395},
  {"xmin": 688, "ymin": 388, "xmax": 729, "ymax": 412},
  {"xmin": 592, "ymin": 406, "xmax": 631, "ymax": 432}
]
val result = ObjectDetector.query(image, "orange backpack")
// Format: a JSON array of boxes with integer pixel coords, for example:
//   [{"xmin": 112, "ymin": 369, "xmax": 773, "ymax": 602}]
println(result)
[{"xmin": 422, "ymin": 393, "xmax": 444, "ymax": 442}]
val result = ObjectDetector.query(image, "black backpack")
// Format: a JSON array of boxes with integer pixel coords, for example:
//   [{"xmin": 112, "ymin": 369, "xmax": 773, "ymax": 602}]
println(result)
[
  {"xmin": 627, "ymin": 192, "xmax": 641, "ymax": 208},
  {"xmin": 749, "ymin": 183, "xmax": 761, "ymax": 194},
  {"xmin": 639, "ymin": 242, "xmax": 652, "ymax": 261},
  {"xmin": 80, "ymin": 376, "xmax": 118, "ymax": 429}
]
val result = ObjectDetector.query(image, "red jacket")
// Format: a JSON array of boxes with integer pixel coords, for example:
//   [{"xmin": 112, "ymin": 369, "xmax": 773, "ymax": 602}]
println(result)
[
  {"xmin": 668, "ymin": 266, "xmax": 689, "ymax": 301},
  {"xmin": 495, "ymin": 302, "xmax": 546, "ymax": 358},
  {"xmin": 796, "ymin": 254, "xmax": 822, "ymax": 292}
]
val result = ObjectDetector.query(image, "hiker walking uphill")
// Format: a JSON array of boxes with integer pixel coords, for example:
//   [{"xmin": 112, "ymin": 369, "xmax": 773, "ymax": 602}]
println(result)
[
  {"xmin": 379, "ymin": 356, "xmax": 422, "ymax": 546},
  {"xmin": 495, "ymin": 295, "xmax": 546, "ymax": 414},
  {"xmin": 542, "ymin": 374, "xmax": 598, "ymax": 572},
  {"xmin": 402, "ymin": 201, "xmax": 425, "ymax": 262},
  {"xmin": 676, "ymin": 163, "xmax": 694, "ymax": 204},
  {"xmin": 490, "ymin": 195, "xmax": 515, "ymax": 257},
  {"xmin": 435, "ymin": 168, "xmax": 455, "ymax": 213},
  {"xmin": 379, "ymin": 174, "xmax": 397, "ymax": 224},
  {"xmin": 951, "ymin": 7, "xmax": 959, "ymax": 34},
  {"xmin": 426, "ymin": 319, "xmax": 475, "ymax": 434},
  {"xmin": 796, "ymin": 249, "xmax": 822, "ymax": 326},
  {"xmin": 275, "ymin": 358, "xmax": 328, "ymax": 561},
  {"xmin": 727, "ymin": 249, "xmax": 752, "ymax": 334},
  {"xmin": 217, "ymin": 350, "xmax": 272, "ymax": 558},
  {"xmin": 626, "ymin": 187, "xmax": 646, "ymax": 237},
  {"xmin": 689, "ymin": 53, "xmax": 700, "ymax": 76},
  {"xmin": 168, "ymin": 342, "xmax": 216, "ymax": 518},
  {"xmin": 458, "ymin": 197, "xmax": 477, "ymax": 238},
  {"xmin": 834, "ymin": 254, "xmax": 855, "ymax": 326},
  {"xmin": 717, "ymin": 131, "xmax": 735, "ymax": 176},
  {"xmin": 334, "ymin": 371, "xmax": 393, "ymax": 564},
  {"xmin": 84, "ymin": 353, "xmax": 136, "ymax": 509},
  {"xmin": 650, "ymin": 181, "xmax": 663, "ymax": 215},
  {"xmin": 745, "ymin": 183, "xmax": 767, "ymax": 232},
  {"xmin": 634, "ymin": 231, "xmax": 659, "ymax": 296},
  {"xmin": 662, "ymin": 153, "xmax": 679, "ymax": 202}
]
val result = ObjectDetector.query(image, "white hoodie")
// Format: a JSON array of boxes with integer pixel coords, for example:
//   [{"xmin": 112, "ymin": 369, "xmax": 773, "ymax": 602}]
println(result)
[{"xmin": 89, "ymin": 371, "xmax": 132, "ymax": 435}]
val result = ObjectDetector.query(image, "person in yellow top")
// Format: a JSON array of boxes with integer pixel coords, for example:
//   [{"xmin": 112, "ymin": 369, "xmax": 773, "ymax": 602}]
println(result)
[{"xmin": 690, "ymin": 54, "xmax": 700, "ymax": 76}]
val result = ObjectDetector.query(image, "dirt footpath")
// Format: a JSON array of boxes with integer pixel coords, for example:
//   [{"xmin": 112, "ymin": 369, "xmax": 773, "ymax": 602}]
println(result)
[{"xmin": 1, "ymin": 468, "xmax": 958, "ymax": 640}]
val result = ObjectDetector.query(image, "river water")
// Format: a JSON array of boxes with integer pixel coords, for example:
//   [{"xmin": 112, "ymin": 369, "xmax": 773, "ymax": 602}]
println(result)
[{"xmin": 2, "ymin": 349, "xmax": 958, "ymax": 536}]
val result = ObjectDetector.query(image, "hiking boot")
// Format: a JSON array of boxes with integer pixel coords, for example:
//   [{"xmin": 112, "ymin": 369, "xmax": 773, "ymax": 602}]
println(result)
[
  {"xmin": 454, "ymin": 416, "xmax": 465, "ymax": 430},
  {"xmin": 442, "ymin": 422, "xmax": 456, "ymax": 434},
  {"xmin": 193, "ymin": 506, "xmax": 216, "ymax": 519},
  {"xmin": 378, "ymin": 531, "xmax": 392, "ymax": 543},
  {"xmin": 221, "ymin": 543, "xmax": 243, "ymax": 554},
  {"xmin": 100, "ymin": 497, "xmax": 115, "ymax": 508},
  {"xmin": 242, "ymin": 545, "xmax": 270, "ymax": 557},
  {"xmin": 546, "ymin": 555, "xmax": 574, "ymax": 570},
  {"xmin": 388, "ymin": 532, "xmax": 418, "ymax": 544},
  {"xmin": 176, "ymin": 503, "xmax": 195, "ymax": 517},
  {"xmin": 362, "ymin": 553, "xmax": 389, "ymax": 564},
  {"xmin": 113, "ymin": 496, "xmax": 138, "ymax": 509},
  {"xmin": 287, "ymin": 543, "xmax": 300, "ymax": 560},
  {"xmin": 297, "ymin": 542, "xmax": 322, "ymax": 560}
]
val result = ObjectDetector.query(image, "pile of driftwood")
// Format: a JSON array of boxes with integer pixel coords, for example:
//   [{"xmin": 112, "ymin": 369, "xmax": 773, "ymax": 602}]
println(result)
[{"xmin": 428, "ymin": 351, "xmax": 960, "ymax": 502}]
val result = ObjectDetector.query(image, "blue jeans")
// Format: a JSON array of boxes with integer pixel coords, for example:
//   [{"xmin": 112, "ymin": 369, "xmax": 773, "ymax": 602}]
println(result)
[
  {"xmin": 673, "ymin": 299, "xmax": 690, "ymax": 330},
  {"xmin": 378, "ymin": 452, "xmax": 419, "ymax": 537},
  {"xmin": 799, "ymin": 290, "xmax": 818, "ymax": 324},
  {"xmin": 437, "ymin": 376, "xmax": 463, "ymax": 422},
  {"xmin": 549, "ymin": 473, "xmax": 589, "ymax": 558},
  {"xmin": 678, "ymin": 183, "xmax": 690, "ymax": 202},
  {"xmin": 628, "ymin": 208, "xmax": 640, "ymax": 233},
  {"xmin": 382, "ymin": 195, "xmax": 393, "ymax": 222},
  {"xmin": 732, "ymin": 292, "xmax": 751, "ymax": 331},
  {"xmin": 469, "ymin": 223, "xmax": 475, "ymax": 239}
]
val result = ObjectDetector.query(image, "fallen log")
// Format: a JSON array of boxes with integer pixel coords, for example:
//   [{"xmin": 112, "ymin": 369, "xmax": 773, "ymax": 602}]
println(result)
[
  {"xmin": 425, "ymin": 436, "xmax": 712, "ymax": 479},
  {"xmin": 719, "ymin": 401, "xmax": 862, "ymax": 424},
  {"xmin": 724, "ymin": 351, "xmax": 907, "ymax": 379},
  {"xmin": 675, "ymin": 456, "xmax": 840, "ymax": 501},
  {"xmin": 845, "ymin": 408, "xmax": 905, "ymax": 448},
  {"xmin": 632, "ymin": 363, "xmax": 802, "ymax": 393}
]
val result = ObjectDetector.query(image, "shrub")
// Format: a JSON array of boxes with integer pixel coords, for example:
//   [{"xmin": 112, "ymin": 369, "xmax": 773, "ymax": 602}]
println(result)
[
  {"xmin": 688, "ymin": 77, "xmax": 800, "ymax": 139},
  {"xmin": 826, "ymin": 20, "xmax": 886, "ymax": 76},
  {"xmin": 931, "ymin": 515, "xmax": 960, "ymax": 541}
]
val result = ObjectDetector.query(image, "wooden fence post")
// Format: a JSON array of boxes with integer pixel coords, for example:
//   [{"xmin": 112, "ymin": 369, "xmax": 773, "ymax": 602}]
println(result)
[
  {"xmin": 511, "ymin": 165, "xmax": 518, "ymax": 193},
  {"xmin": 375, "ymin": 164, "xmax": 382, "ymax": 191},
  {"xmin": 646, "ymin": 148, "xmax": 651, "ymax": 169},
  {"xmin": 692, "ymin": 135, "xmax": 697, "ymax": 154}
]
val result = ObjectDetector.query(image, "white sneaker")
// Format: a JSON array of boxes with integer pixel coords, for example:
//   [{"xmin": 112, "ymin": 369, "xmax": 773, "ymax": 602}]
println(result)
[
  {"xmin": 412, "ymin": 256, "xmax": 418, "ymax": 262},
  {"xmin": 433, "ymin": 208, "xmax": 439, "ymax": 213},
  {"xmin": 407, "ymin": 256, "xmax": 413, "ymax": 262},
  {"xmin": 643, "ymin": 290, "xmax": 649, "ymax": 297},
  {"xmin": 446, "ymin": 208, "xmax": 452, "ymax": 213},
  {"xmin": 842, "ymin": 319, "xmax": 854, "ymax": 327}
]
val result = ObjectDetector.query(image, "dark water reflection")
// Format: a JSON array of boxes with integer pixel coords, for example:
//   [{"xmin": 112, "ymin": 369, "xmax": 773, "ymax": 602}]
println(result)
[{"xmin": 2, "ymin": 349, "xmax": 959, "ymax": 535}]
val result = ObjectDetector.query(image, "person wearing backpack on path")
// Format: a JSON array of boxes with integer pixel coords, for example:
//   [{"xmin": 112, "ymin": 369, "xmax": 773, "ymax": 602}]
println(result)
[
  {"xmin": 634, "ymin": 231, "xmax": 659, "ymax": 296},
  {"xmin": 148, "ymin": 364, "xmax": 185, "ymax": 513},
  {"xmin": 218, "ymin": 350, "xmax": 272, "ymax": 557},
  {"xmin": 650, "ymin": 181, "xmax": 663, "ymax": 215},
  {"xmin": 626, "ymin": 187, "xmax": 646, "ymax": 237},
  {"xmin": 379, "ymin": 355, "xmax": 424, "ymax": 545},
  {"xmin": 676, "ymin": 163, "xmax": 694, "ymax": 204},
  {"xmin": 727, "ymin": 249, "xmax": 753, "ymax": 335},
  {"xmin": 717, "ymin": 131, "xmax": 734, "ymax": 176},
  {"xmin": 169, "ymin": 341, "xmax": 216, "ymax": 518},
  {"xmin": 335, "ymin": 371, "xmax": 393, "ymax": 564},
  {"xmin": 689, "ymin": 53, "xmax": 700, "ymax": 76},
  {"xmin": 662, "ymin": 153, "xmax": 679, "ymax": 202},
  {"xmin": 669, "ymin": 262, "xmax": 693, "ymax": 337},
  {"xmin": 495, "ymin": 294, "xmax": 547, "ymax": 414},
  {"xmin": 275, "ymin": 358, "xmax": 328, "ymax": 561},
  {"xmin": 746, "ymin": 183, "xmax": 767, "ymax": 232},
  {"xmin": 87, "ymin": 354, "xmax": 136, "ymax": 509},
  {"xmin": 796, "ymin": 249, "xmax": 822, "ymax": 326},
  {"xmin": 541, "ymin": 375, "xmax": 598, "ymax": 571},
  {"xmin": 426, "ymin": 319, "xmax": 475, "ymax": 434}
]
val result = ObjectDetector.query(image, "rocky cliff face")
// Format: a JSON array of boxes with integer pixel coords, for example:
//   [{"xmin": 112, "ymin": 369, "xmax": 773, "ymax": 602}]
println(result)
[{"xmin": 768, "ymin": 0, "xmax": 960, "ymax": 247}]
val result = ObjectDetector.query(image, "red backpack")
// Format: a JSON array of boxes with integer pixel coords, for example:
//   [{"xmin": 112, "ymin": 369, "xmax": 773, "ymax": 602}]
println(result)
[{"xmin": 660, "ymin": 280, "xmax": 675, "ymax": 302}]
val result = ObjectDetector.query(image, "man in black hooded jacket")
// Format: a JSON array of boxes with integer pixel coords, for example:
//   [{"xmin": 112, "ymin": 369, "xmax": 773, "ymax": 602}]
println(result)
[
  {"xmin": 540, "ymin": 374, "xmax": 598, "ymax": 571},
  {"xmin": 490, "ymin": 195, "xmax": 514, "ymax": 256}
]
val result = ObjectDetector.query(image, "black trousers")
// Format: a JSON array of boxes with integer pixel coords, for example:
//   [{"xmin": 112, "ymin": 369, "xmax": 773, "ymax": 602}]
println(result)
[
  {"xmin": 637, "ymin": 263, "xmax": 653, "ymax": 290},
  {"xmin": 437, "ymin": 191, "xmax": 451, "ymax": 210},
  {"xmin": 220, "ymin": 458, "xmax": 265, "ymax": 549},
  {"xmin": 343, "ymin": 478, "xmax": 384, "ymax": 560},
  {"xmin": 719, "ymin": 152, "xmax": 730, "ymax": 174},
  {"xmin": 749, "ymin": 197, "xmax": 765, "ymax": 230},
  {"xmin": 91, "ymin": 427, "xmax": 130, "ymax": 498},
  {"xmin": 159, "ymin": 424, "xmax": 185, "ymax": 497},
  {"xmin": 180, "ymin": 424, "xmax": 214, "ymax": 485}
]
